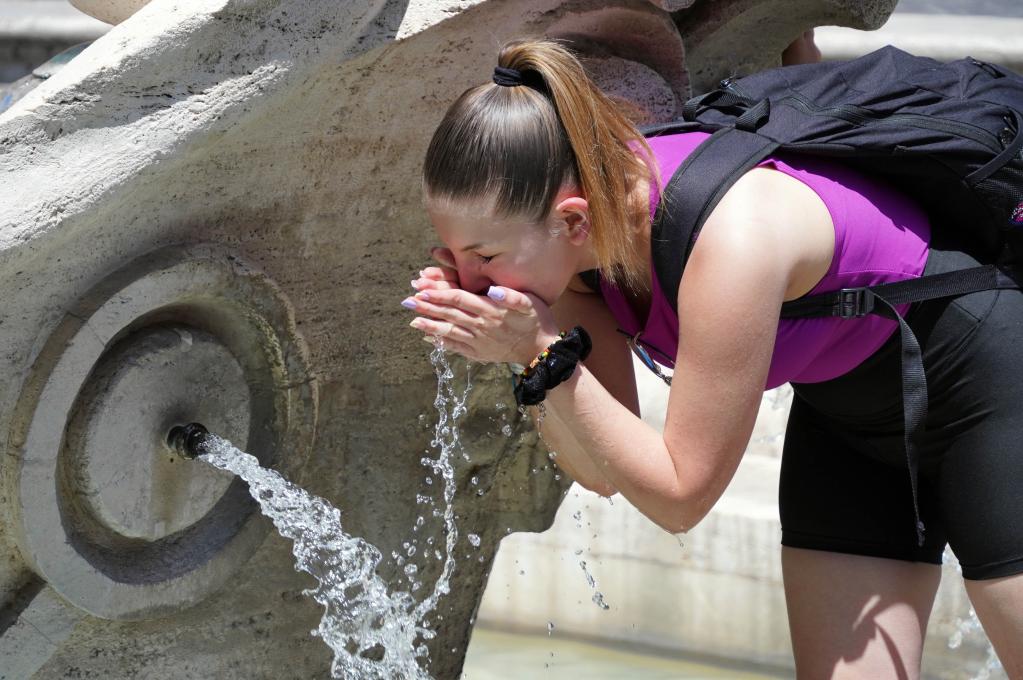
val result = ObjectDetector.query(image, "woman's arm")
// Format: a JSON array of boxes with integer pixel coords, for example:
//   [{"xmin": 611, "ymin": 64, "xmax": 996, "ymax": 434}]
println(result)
[
  {"xmin": 531, "ymin": 285, "xmax": 640, "ymax": 496},
  {"xmin": 537, "ymin": 167, "xmax": 830, "ymax": 532},
  {"xmin": 538, "ymin": 195, "xmax": 792, "ymax": 532}
]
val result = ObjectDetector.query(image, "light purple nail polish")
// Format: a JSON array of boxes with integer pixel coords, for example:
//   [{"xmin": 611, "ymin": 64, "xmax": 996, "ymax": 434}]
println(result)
[
  {"xmin": 417, "ymin": 291, "xmax": 430, "ymax": 300},
  {"xmin": 401, "ymin": 298, "xmax": 417, "ymax": 310},
  {"xmin": 487, "ymin": 286, "xmax": 505, "ymax": 301}
]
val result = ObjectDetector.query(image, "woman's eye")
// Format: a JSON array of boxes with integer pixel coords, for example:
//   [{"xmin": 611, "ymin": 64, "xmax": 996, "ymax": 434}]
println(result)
[{"xmin": 477, "ymin": 254, "xmax": 495, "ymax": 264}]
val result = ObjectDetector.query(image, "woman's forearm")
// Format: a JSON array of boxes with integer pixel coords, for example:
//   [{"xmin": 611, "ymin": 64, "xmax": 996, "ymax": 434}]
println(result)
[
  {"xmin": 531, "ymin": 403, "xmax": 618, "ymax": 496},
  {"xmin": 543, "ymin": 365, "xmax": 715, "ymax": 533}
]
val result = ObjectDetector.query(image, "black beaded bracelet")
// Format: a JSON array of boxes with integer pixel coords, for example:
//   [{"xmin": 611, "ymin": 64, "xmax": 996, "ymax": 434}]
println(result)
[{"xmin": 513, "ymin": 326, "xmax": 592, "ymax": 407}]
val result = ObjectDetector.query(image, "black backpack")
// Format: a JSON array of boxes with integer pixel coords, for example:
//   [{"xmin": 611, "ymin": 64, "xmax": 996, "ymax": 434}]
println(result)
[{"xmin": 638, "ymin": 45, "xmax": 1023, "ymax": 546}]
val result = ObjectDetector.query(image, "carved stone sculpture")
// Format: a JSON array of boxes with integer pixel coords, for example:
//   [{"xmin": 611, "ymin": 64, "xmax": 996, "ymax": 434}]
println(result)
[{"xmin": 0, "ymin": 0, "xmax": 895, "ymax": 676}]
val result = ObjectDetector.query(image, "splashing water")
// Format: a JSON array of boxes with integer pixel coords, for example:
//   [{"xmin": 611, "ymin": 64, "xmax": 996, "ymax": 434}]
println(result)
[
  {"xmin": 578, "ymin": 560, "xmax": 611, "ymax": 611},
  {"xmin": 197, "ymin": 343, "xmax": 470, "ymax": 679}
]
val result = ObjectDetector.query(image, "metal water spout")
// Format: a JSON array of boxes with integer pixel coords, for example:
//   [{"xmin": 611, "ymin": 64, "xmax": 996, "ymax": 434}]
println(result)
[{"xmin": 167, "ymin": 422, "xmax": 213, "ymax": 459}]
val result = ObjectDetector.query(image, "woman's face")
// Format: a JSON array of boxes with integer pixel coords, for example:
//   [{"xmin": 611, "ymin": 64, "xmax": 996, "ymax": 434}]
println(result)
[{"xmin": 424, "ymin": 188, "xmax": 592, "ymax": 307}]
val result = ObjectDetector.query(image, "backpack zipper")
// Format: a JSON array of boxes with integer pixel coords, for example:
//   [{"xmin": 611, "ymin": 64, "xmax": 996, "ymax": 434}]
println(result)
[{"xmin": 779, "ymin": 92, "xmax": 1003, "ymax": 152}]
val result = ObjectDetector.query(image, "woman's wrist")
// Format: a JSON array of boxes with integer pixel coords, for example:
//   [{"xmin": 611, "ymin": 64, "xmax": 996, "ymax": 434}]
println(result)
[
  {"xmin": 512, "ymin": 327, "xmax": 593, "ymax": 407},
  {"xmin": 511, "ymin": 332, "xmax": 561, "ymax": 368}
]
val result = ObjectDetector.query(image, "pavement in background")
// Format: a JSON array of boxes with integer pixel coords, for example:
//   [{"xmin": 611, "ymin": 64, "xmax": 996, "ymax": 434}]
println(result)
[
  {"xmin": 461, "ymin": 627, "xmax": 788, "ymax": 680},
  {"xmin": 894, "ymin": 0, "xmax": 1023, "ymax": 17}
]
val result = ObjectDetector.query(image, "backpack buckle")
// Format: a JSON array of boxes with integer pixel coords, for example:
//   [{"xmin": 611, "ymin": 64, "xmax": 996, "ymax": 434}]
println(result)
[{"xmin": 834, "ymin": 288, "xmax": 875, "ymax": 318}]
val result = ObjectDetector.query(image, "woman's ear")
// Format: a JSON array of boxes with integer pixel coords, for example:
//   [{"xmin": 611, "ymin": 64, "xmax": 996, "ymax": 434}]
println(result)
[{"xmin": 552, "ymin": 194, "xmax": 590, "ymax": 245}]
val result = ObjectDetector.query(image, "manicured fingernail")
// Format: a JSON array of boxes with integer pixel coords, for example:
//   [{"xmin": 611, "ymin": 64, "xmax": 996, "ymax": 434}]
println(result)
[
  {"xmin": 487, "ymin": 286, "xmax": 505, "ymax": 301},
  {"xmin": 401, "ymin": 298, "xmax": 417, "ymax": 310},
  {"xmin": 410, "ymin": 318, "xmax": 426, "ymax": 330},
  {"xmin": 415, "ymin": 291, "xmax": 430, "ymax": 300},
  {"xmin": 411, "ymin": 279, "xmax": 420, "ymax": 290}
]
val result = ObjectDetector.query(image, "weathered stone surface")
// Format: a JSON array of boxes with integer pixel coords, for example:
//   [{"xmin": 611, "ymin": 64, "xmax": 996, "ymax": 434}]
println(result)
[
  {"xmin": 0, "ymin": 0, "xmax": 680, "ymax": 675},
  {"xmin": 69, "ymin": 0, "xmax": 152, "ymax": 25},
  {"xmin": 675, "ymin": 0, "xmax": 899, "ymax": 93},
  {"xmin": 546, "ymin": 0, "xmax": 688, "ymax": 116},
  {"xmin": 646, "ymin": 0, "xmax": 696, "ymax": 11}
]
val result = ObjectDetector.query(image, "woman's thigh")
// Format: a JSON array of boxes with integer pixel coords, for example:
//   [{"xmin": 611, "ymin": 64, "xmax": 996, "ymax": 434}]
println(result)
[{"xmin": 783, "ymin": 547, "xmax": 941, "ymax": 680}]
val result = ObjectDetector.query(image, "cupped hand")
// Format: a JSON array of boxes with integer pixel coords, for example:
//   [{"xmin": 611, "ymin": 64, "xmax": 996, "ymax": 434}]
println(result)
[
  {"xmin": 403, "ymin": 284, "xmax": 561, "ymax": 365},
  {"xmin": 412, "ymin": 247, "xmax": 460, "ymax": 293}
]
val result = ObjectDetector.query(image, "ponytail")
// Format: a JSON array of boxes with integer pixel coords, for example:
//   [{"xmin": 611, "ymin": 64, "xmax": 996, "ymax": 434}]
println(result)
[{"xmin": 422, "ymin": 38, "xmax": 659, "ymax": 292}]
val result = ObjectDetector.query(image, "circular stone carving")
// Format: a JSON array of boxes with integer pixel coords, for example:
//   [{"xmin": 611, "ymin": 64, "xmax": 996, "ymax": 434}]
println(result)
[
  {"xmin": 9, "ymin": 244, "xmax": 316, "ymax": 620},
  {"xmin": 67, "ymin": 325, "xmax": 250, "ymax": 541}
]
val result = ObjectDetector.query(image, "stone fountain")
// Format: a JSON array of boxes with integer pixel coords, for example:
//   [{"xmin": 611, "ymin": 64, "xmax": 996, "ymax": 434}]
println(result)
[{"xmin": 0, "ymin": 0, "xmax": 896, "ymax": 677}]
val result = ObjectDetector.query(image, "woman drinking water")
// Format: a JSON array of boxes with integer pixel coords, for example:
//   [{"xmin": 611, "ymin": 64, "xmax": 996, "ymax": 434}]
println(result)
[{"xmin": 401, "ymin": 38, "xmax": 1023, "ymax": 678}]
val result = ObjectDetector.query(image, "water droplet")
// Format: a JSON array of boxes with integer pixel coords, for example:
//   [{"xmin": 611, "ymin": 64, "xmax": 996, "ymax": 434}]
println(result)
[
  {"xmin": 467, "ymin": 533, "xmax": 481, "ymax": 548},
  {"xmin": 579, "ymin": 560, "xmax": 611, "ymax": 611},
  {"xmin": 547, "ymin": 621, "xmax": 555, "ymax": 636}
]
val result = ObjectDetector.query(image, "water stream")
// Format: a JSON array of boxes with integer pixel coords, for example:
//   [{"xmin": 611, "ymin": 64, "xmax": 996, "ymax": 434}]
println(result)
[{"xmin": 196, "ymin": 343, "xmax": 467, "ymax": 679}]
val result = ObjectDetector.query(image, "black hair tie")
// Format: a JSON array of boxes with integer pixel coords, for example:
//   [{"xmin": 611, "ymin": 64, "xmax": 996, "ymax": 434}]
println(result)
[
  {"xmin": 493, "ymin": 66, "xmax": 525, "ymax": 87},
  {"xmin": 513, "ymin": 327, "xmax": 593, "ymax": 407},
  {"xmin": 492, "ymin": 66, "xmax": 547, "ymax": 91}
]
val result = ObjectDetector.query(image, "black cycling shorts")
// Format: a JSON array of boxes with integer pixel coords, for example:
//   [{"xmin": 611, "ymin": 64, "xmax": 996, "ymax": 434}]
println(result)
[{"xmin": 780, "ymin": 248, "xmax": 1023, "ymax": 581}]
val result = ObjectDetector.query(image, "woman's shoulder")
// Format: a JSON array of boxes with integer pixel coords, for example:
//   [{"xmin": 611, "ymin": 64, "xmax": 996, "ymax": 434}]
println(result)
[{"xmin": 695, "ymin": 166, "xmax": 836, "ymax": 302}]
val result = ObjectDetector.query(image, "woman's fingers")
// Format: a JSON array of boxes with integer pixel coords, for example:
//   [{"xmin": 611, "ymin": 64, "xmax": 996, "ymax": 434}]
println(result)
[
  {"xmin": 412, "ymin": 277, "xmax": 458, "ymax": 292},
  {"xmin": 430, "ymin": 246, "xmax": 456, "ymax": 269},
  {"xmin": 485, "ymin": 286, "xmax": 534, "ymax": 314},
  {"xmin": 406, "ymin": 293, "xmax": 484, "ymax": 329},
  {"xmin": 413, "ymin": 288, "xmax": 495, "ymax": 318},
  {"xmin": 410, "ymin": 317, "xmax": 473, "ymax": 344},
  {"xmin": 419, "ymin": 265, "xmax": 458, "ymax": 282}
]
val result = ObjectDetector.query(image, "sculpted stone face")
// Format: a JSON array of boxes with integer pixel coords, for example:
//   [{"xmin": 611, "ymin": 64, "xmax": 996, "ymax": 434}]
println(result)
[{"xmin": 0, "ymin": 0, "xmax": 896, "ymax": 677}]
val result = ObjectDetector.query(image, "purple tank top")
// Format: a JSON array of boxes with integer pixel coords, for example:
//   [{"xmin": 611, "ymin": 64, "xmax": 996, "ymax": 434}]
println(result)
[{"xmin": 601, "ymin": 132, "xmax": 930, "ymax": 390}]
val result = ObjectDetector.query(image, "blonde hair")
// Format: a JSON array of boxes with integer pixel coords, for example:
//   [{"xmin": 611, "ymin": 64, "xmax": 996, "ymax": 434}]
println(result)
[{"xmin": 422, "ymin": 38, "xmax": 660, "ymax": 292}]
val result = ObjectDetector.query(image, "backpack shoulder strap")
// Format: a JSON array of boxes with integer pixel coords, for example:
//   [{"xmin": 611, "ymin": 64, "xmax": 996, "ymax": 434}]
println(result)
[
  {"xmin": 577, "ymin": 268, "xmax": 602, "ymax": 293},
  {"xmin": 651, "ymin": 127, "xmax": 779, "ymax": 307}
]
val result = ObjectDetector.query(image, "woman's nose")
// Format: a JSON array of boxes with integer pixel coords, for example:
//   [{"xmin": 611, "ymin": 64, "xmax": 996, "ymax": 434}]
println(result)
[{"xmin": 458, "ymin": 268, "xmax": 493, "ymax": 296}]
